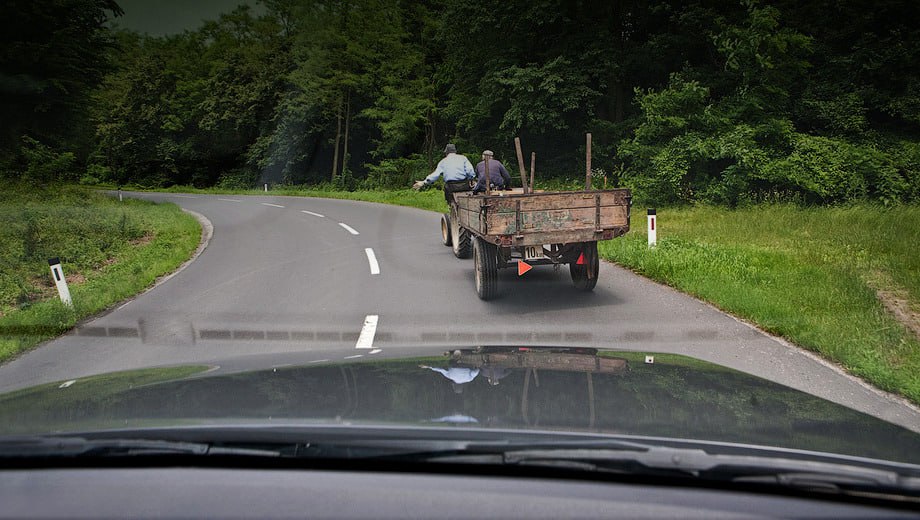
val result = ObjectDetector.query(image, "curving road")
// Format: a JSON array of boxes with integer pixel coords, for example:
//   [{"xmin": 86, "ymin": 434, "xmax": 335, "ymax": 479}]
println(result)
[{"xmin": 2, "ymin": 192, "xmax": 919, "ymax": 432}]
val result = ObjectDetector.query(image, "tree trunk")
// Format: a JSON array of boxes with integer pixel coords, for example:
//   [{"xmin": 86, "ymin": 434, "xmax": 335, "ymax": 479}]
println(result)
[
  {"xmin": 342, "ymin": 91, "xmax": 350, "ymax": 179},
  {"xmin": 331, "ymin": 95, "xmax": 342, "ymax": 182},
  {"xmin": 425, "ymin": 110, "xmax": 436, "ymax": 169}
]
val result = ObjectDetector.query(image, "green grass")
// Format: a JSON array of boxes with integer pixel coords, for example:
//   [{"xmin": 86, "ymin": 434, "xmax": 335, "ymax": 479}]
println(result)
[
  {"xmin": 111, "ymin": 184, "xmax": 920, "ymax": 403},
  {"xmin": 601, "ymin": 204, "xmax": 920, "ymax": 404},
  {"xmin": 109, "ymin": 183, "xmax": 451, "ymax": 213},
  {"xmin": 0, "ymin": 185, "xmax": 201, "ymax": 362}
]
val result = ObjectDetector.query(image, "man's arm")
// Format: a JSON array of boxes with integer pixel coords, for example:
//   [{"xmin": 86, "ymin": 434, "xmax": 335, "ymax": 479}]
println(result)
[
  {"xmin": 424, "ymin": 163, "xmax": 445, "ymax": 185},
  {"xmin": 463, "ymin": 157, "xmax": 476, "ymax": 180},
  {"xmin": 499, "ymin": 162, "xmax": 512, "ymax": 188},
  {"xmin": 472, "ymin": 174, "xmax": 486, "ymax": 193},
  {"xmin": 413, "ymin": 162, "xmax": 444, "ymax": 190}
]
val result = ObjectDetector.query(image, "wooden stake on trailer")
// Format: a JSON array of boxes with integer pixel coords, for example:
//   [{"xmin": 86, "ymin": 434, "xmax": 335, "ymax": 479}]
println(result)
[
  {"xmin": 585, "ymin": 133, "xmax": 592, "ymax": 190},
  {"xmin": 529, "ymin": 152, "xmax": 536, "ymax": 194},
  {"xmin": 514, "ymin": 137, "xmax": 529, "ymax": 193},
  {"xmin": 484, "ymin": 155, "xmax": 492, "ymax": 196}
]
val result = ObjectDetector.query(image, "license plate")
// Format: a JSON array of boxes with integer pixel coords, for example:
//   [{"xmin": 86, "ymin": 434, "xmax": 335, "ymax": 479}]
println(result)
[{"xmin": 523, "ymin": 245, "xmax": 546, "ymax": 261}]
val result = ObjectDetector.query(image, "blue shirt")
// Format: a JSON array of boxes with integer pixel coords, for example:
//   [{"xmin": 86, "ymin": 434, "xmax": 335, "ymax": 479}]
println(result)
[{"xmin": 423, "ymin": 153, "xmax": 476, "ymax": 186}]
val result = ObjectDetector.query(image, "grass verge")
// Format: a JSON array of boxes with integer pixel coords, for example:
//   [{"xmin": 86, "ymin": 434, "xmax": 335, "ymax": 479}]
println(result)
[
  {"xmin": 601, "ymin": 204, "xmax": 920, "ymax": 404},
  {"xmin": 112, "ymin": 185, "xmax": 920, "ymax": 404},
  {"xmin": 109, "ymin": 183, "xmax": 450, "ymax": 213},
  {"xmin": 0, "ymin": 185, "xmax": 201, "ymax": 363}
]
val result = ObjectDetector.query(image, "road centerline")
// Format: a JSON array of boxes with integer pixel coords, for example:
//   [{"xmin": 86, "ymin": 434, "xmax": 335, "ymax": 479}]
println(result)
[
  {"xmin": 365, "ymin": 248, "xmax": 380, "ymax": 275},
  {"xmin": 338, "ymin": 222, "xmax": 360, "ymax": 235},
  {"xmin": 301, "ymin": 210, "xmax": 325, "ymax": 218},
  {"xmin": 355, "ymin": 315, "xmax": 379, "ymax": 349},
  {"xmin": 261, "ymin": 203, "xmax": 285, "ymax": 208}
]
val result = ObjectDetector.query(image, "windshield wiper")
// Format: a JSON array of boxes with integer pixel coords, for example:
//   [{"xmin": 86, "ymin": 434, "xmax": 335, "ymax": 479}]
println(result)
[
  {"xmin": 4, "ymin": 432, "xmax": 919, "ymax": 500},
  {"xmin": 0, "ymin": 436, "xmax": 280, "ymax": 459},
  {"xmin": 411, "ymin": 445, "xmax": 920, "ymax": 499}
]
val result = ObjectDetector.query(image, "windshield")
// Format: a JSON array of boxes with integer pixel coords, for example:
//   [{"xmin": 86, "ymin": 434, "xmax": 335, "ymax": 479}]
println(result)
[{"xmin": 2, "ymin": 0, "xmax": 920, "ymax": 496}]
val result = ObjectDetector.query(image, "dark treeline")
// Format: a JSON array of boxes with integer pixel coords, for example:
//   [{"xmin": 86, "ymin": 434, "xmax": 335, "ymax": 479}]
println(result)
[{"xmin": 2, "ymin": 0, "xmax": 919, "ymax": 205}]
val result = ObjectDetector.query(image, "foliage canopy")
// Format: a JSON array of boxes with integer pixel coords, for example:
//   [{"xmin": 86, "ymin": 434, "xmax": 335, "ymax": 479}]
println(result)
[{"xmin": 2, "ymin": 0, "xmax": 919, "ymax": 205}]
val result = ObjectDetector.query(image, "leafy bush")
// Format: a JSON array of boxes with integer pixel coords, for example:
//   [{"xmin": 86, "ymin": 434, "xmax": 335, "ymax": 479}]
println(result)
[
  {"xmin": 216, "ymin": 168, "xmax": 260, "ymax": 190},
  {"xmin": 762, "ymin": 135, "xmax": 916, "ymax": 205},
  {"xmin": 362, "ymin": 154, "xmax": 430, "ymax": 190},
  {"xmin": 890, "ymin": 141, "xmax": 920, "ymax": 203},
  {"xmin": 80, "ymin": 163, "xmax": 112, "ymax": 185},
  {"xmin": 19, "ymin": 137, "xmax": 77, "ymax": 184}
]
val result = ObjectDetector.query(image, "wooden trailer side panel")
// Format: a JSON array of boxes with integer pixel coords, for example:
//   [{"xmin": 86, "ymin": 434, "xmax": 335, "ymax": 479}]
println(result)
[{"xmin": 455, "ymin": 189, "xmax": 630, "ymax": 242}]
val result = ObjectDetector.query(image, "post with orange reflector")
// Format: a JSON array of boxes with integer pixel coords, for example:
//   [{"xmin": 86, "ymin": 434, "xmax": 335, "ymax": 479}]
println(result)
[{"xmin": 647, "ymin": 209, "xmax": 657, "ymax": 248}]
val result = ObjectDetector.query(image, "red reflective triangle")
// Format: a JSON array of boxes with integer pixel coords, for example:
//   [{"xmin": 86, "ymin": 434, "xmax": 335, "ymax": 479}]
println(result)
[
  {"xmin": 518, "ymin": 261, "xmax": 533, "ymax": 276},
  {"xmin": 576, "ymin": 253, "xmax": 586, "ymax": 265}
]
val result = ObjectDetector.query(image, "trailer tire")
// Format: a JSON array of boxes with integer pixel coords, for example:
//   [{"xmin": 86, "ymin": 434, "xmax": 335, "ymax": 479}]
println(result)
[
  {"xmin": 570, "ymin": 241, "xmax": 599, "ymax": 291},
  {"xmin": 440, "ymin": 213, "xmax": 452, "ymax": 246},
  {"xmin": 451, "ymin": 217, "xmax": 471, "ymax": 259},
  {"xmin": 474, "ymin": 237, "xmax": 499, "ymax": 300}
]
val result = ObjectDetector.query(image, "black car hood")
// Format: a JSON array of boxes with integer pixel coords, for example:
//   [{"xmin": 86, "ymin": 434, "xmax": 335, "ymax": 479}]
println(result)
[{"xmin": 1, "ymin": 346, "xmax": 918, "ymax": 464}]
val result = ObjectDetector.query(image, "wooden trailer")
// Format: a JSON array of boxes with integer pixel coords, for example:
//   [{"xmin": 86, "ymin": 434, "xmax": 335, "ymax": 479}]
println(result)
[{"xmin": 440, "ymin": 135, "xmax": 632, "ymax": 299}]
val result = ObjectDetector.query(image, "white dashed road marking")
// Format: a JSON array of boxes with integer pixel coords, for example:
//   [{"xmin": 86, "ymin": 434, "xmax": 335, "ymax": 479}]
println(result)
[
  {"xmin": 338, "ymin": 222, "xmax": 360, "ymax": 235},
  {"xmin": 301, "ymin": 210, "xmax": 325, "ymax": 218},
  {"xmin": 218, "ymin": 198, "xmax": 241, "ymax": 202},
  {"xmin": 172, "ymin": 195, "xmax": 198, "ymax": 199},
  {"xmin": 261, "ymin": 203, "xmax": 285, "ymax": 208},
  {"xmin": 355, "ymin": 315, "xmax": 379, "ymax": 349},
  {"xmin": 365, "ymin": 248, "xmax": 380, "ymax": 275},
  {"xmin": 344, "ymin": 354, "xmax": 363, "ymax": 360}
]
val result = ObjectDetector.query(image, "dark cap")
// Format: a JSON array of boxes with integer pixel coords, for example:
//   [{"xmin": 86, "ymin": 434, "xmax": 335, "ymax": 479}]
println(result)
[{"xmin": 444, "ymin": 143, "xmax": 457, "ymax": 154}]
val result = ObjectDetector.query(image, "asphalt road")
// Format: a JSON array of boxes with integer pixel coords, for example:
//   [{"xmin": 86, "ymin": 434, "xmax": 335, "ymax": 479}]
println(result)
[{"xmin": 2, "ymin": 192, "xmax": 919, "ymax": 432}]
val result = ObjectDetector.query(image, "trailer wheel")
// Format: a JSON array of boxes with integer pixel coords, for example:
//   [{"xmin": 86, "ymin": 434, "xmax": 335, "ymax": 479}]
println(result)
[
  {"xmin": 440, "ymin": 213, "xmax": 452, "ymax": 246},
  {"xmin": 474, "ymin": 237, "xmax": 499, "ymax": 300},
  {"xmin": 451, "ymin": 216, "xmax": 471, "ymax": 259},
  {"xmin": 570, "ymin": 241, "xmax": 599, "ymax": 291}
]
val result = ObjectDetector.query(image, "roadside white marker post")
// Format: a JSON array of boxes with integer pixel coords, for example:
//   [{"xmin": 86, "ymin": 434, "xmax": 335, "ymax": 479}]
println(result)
[
  {"xmin": 264, "ymin": 183, "xmax": 268, "ymax": 192},
  {"xmin": 647, "ymin": 208, "xmax": 657, "ymax": 248},
  {"xmin": 48, "ymin": 258, "xmax": 72, "ymax": 307},
  {"xmin": 645, "ymin": 355, "xmax": 655, "ymax": 364},
  {"xmin": 118, "ymin": 188, "xmax": 122, "ymax": 202}
]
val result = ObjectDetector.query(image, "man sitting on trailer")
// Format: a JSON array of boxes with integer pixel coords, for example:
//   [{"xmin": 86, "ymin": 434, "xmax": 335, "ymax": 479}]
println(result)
[
  {"xmin": 411, "ymin": 143, "xmax": 476, "ymax": 204},
  {"xmin": 472, "ymin": 150, "xmax": 512, "ymax": 194}
]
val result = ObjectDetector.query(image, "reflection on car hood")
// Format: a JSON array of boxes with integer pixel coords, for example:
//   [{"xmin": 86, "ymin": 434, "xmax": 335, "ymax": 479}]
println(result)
[{"xmin": 1, "ymin": 346, "xmax": 918, "ymax": 464}]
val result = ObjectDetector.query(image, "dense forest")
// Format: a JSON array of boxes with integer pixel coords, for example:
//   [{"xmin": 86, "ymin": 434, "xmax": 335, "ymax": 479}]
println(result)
[{"xmin": 2, "ymin": 0, "xmax": 919, "ymax": 205}]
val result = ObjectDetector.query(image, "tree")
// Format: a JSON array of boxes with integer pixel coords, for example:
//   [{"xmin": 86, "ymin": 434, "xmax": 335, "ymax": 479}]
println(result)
[{"xmin": 0, "ymin": 0, "xmax": 123, "ymax": 176}]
